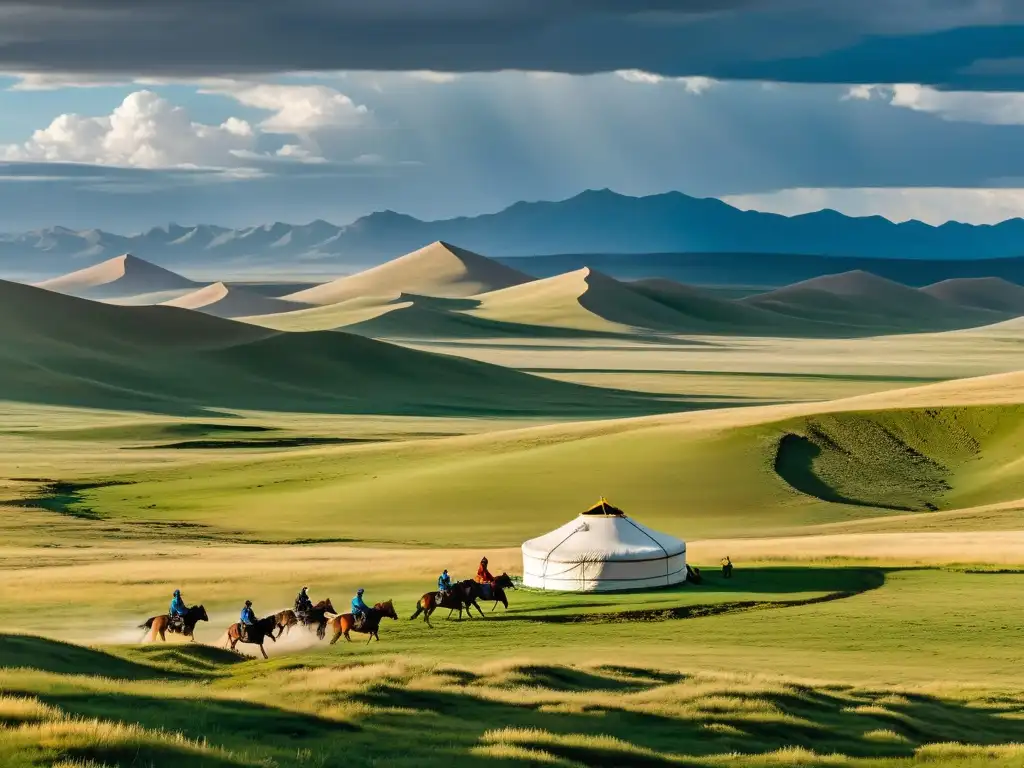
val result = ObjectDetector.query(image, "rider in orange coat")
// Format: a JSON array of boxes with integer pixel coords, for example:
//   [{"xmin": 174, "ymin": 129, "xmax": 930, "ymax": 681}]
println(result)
[{"xmin": 476, "ymin": 557, "xmax": 495, "ymax": 584}]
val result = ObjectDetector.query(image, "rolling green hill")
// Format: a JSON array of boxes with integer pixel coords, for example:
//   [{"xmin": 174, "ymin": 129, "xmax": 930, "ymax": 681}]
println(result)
[
  {"xmin": 0, "ymin": 279, "xmax": 669, "ymax": 417},
  {"xmin": 921, "ymin": 276, "xmax": 1024, "ymax": 313},
  {"xmin": 742, "ymin": 270, "xmax": 1007, "ymax": 333},
  {"xmin": 65, "ymin": 374, "xmax": 1024, "ymax": 544}
]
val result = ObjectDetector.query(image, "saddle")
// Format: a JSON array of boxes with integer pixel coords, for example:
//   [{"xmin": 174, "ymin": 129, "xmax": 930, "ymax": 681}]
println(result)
[
  {"xmin": 478, "ymin": 582, "xmax": 494, "ymax": 601},
  {"xmin": 169, "ymin": 614, "xmax": 185, "ymax": 632}
]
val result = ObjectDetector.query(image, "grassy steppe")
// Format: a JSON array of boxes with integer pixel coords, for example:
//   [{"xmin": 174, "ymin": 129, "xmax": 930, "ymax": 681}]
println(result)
[
  {"xmin": 3, "ymin": 287, "xmax": 1024, "ymax": 767},
  {"xmin": 30, "ymin": 401, "xmax": 1021, "ymax": 546},
  {"xmin": 1, "ymin": 567, "xmax": 1023, "ymax": 767}
]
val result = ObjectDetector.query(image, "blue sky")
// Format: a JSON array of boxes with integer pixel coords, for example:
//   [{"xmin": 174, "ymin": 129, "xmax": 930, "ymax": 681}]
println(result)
[{"xmin": 3, "ymin": 1, "xmax": 1024, "ymax": 231}]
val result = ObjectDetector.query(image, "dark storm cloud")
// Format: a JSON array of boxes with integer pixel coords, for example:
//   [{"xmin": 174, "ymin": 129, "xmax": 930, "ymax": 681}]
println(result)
[{"xmin": 2, "ymin": 0, "xmax": 1024, "ymax": 88}]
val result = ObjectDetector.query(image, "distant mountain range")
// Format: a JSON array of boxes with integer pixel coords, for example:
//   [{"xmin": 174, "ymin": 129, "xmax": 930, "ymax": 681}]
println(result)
[{"xmin": 6, "ymin": 189, "xmax": 1024, "ymax": 280}]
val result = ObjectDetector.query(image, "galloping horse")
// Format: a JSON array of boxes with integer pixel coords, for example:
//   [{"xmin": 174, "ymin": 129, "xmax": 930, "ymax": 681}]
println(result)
[
  {"xmin": 329, "ymin": 600, "xmax": 398, "ymax": 645},
  {"xmin": 139, "ymin": 605, "xmax": 209, "ymax": 642},
  {"xmin": 273, "ymin": 599, "xmax": 336, "ymax": 639},
  {"xmin": 225, "ymin": 615, "xmax": 278, "ymax": 659},
  {"xmin": 446, "ymin": 579, "xmax": 488, "ymax": 619},
  {"xmin": 481, "ymin": 572, "xmax": 516, "ymax": 612},
  {"xmin": 410, "ymin": 588, "xmax": 471, "ymax": 627},
  {"xmin": 445, "ymin": 573, "xmax": 515, "ymax": 618},
  {"xmin": 272, "ymin": 609, "xmax": 298, "ymax": 638}
]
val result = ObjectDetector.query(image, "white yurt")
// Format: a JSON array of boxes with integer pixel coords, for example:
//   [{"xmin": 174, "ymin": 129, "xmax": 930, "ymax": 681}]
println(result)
[{"xmin": 521, "ymin": 499, "xmax": 686, "ymax": 592}]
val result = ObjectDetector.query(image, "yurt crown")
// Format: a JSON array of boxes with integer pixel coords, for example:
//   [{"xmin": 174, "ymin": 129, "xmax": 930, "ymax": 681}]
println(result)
[{"xmin": 582, "ymin": 496, "xmax": 626, "ymax": 516}]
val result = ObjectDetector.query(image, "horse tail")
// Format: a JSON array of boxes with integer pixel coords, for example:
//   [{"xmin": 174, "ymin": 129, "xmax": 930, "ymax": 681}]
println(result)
[
  {"xmin": 138, "ymin": 617, "xmax": 156, "ymax": 630},
  {"xmin": 410, "ymin": 600, "xmax": 424, "ymax": 621}
]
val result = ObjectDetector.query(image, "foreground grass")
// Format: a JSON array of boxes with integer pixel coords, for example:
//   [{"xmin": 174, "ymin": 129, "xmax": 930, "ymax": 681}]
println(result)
[{"xmin": 1, "ymin": 641, "xmax": 1022, "ymax": 768}]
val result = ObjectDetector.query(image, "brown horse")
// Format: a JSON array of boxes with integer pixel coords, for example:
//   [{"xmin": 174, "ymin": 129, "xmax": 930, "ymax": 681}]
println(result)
[
  {"xmin": 272, "ymin": 609, "xmax": 298, "ymax": 638},
  {"xmin": 272, "ymin": 599, "xmax": 337, "ymax": 639},
  {"xmin": 329, "ymin": 600, "xmax": 397, "ymax": 645},
  {"xmin": 483, "ymin": 572, "xmax": 516, "ymax": 612},
  {"xmin": 411, "ymin": 586, "xmax": 477, "ymax": 627},
  {"xmin": 139, "ymin": 605, "xmax": 208, "ymax": 642},
  {"xmin": 225, "ymin": 615, "xmax": 278, "ymax": 659}
]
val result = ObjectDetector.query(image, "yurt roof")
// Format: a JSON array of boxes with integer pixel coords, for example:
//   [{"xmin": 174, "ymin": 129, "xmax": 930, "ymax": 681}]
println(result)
[
  {"xmin": 583, "ymin": 498, "xmax": 625, "ymax": 516},
  {"xmin": 522, "ymin": 499, "xmax": 685, "ymax": 563}
]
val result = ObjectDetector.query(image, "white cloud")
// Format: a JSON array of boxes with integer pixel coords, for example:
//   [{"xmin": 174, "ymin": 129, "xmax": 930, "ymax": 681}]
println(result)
[
  {"xmin": 614, "ymin": 70, "xmax": 716, "ymax": 93},
  {"xmin": 678, "ymin": 76, "xmax": 716, "ymax": 95},
  {"xmin": 889, "ymin": 84, "xmax": 1024, "ymax": 125},
  {"xmin": 844, "ymin": 82, "xmax": 1024, "ymax": 125},
  {"xmin": 406, "ymin": 71, "xmax": 460, "ymax": 83},
  {"xmin": 1, "ymin": 90, "xmax": 257, "ymax": 169},
  {"xmin": 615, "ymin": 69, "xmax": 665, "ymax": 85},
  {"xmin": 202, "ymin": 82, "xmax": 369, "ymax": 133},
  {"xmin": 5, "ymin": 72, "xmax": 131, "ymax": 91},
  {"xmin": 274, "ymin": 144, "xmax": 327, "ymax": 162},
  {"xmin": 842, "ymin": 83, "xmax": 878, "ymax": 100},
  {"xmin": 722, "ymin": 186, "xmax": 1024, "ymax": 226}
]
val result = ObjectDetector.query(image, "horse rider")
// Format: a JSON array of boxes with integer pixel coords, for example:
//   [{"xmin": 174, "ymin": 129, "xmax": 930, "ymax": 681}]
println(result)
[
  {"xmin": 476, "ymin": 557, "xmax": 495, "ymax": 584},
  {"xmin": 294, "ymin": 586, "xmax": 314, "ymax": 622},
  {"xmin": 351, "ymin": 588, "xmax": 370, "ymax": 630},
  {"xmin": 169, "ymin": 589, "xmax": 188, "ymax": 632},
  {"xmin": 437, "ymin": 569, "xmax": 453, "ymax": 598},
  {"xmin": 721, "ymin": 556, "xmax": 733, "ymax": 579},
  {"xmin": 476, "ymin": 557, "xmax": 496, "ymax": 599},
  {"xmin": 240, "ymin": 599, "xmax": 257, "ymax": 641}
]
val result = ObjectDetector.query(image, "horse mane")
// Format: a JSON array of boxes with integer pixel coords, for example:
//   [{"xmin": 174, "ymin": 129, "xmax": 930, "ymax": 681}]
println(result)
[{"xmin": 374, "ymin": 600, "xmax": 392, "ymax": 610}]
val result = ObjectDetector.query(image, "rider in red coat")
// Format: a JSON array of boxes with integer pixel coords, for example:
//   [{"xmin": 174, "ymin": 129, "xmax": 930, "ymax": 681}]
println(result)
[{"xmin": 476, "ymin": 557, "xmax": 494, "ymax": 584}]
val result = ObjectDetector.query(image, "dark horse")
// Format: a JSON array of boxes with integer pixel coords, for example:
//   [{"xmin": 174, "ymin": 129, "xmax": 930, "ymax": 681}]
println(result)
[
  {"xmin": 329, "ymin": 600, "xmax": 398, "ymax": 645},
  {"xmin": 452, "ymin": 573, "xmax": 515, "ymax": 617},
  {"xmin": 225, "ymin": 615, "xmax": 278, "ymax": 659},
  {"xmin": 411, "ymin": 585, "xmax": 478, "ymax": 627},
  {"xmin": 273, "ymin": 599, "xmax": 336, "ymax": 640},
  {"xmin": 139, "ymin": 605, "xmax": 209, "ymax": 642}
]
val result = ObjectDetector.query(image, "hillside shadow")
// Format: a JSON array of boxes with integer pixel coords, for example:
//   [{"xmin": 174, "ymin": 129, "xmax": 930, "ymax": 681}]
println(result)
[
  {"xmin": 504, "ymin": 568, "xmax": 886, "ymax": 625},
  {"xmin": 65, "ymin": 743, "xmax": 246, "ymax": 768},
  {"xmin": 0, "ymin": 634, "xmax": 203, "ymax": 680},
  {"xmin": 349, "ymin": 680, "xmax": 1023, "ymax": 763},
  {"xmin": 684, "ymin": 565, "xmax": 886, "ymax": 595},
  {"xmin": 775, "ymin": 432, "xmax": 897, "ymax": 509},
  {"xmin": 31, "ymin": 689, "xmax": 357, "ymax": 748},
  {"xmin": 486, "ymin": 664, "xmax": 686, "ymax": 693},
  {"xmin": 121, "ymin": 643, "xmax": 247, "ymax": 673}
]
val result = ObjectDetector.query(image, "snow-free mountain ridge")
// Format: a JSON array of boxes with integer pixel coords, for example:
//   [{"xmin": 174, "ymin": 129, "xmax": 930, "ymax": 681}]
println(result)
[{"xmin": 8, "ymin": 190, "xmax": 1024, "ymax": 279}]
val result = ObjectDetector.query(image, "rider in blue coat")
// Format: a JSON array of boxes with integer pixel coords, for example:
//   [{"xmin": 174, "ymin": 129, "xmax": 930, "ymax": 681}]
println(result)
[
  {"xmin": 170, "ymin": 589, "xmax": 188, "ymax": 617},
  {"xmin": 438, "ymin": 570, "xmax": 452, "ymax": 595},
  {"xmin": 169, "ymin": 589, "xmax": 188, "ymax": 630},
  {"xmin": 351, "ymin": 588, "xmax": 370, "ymax": 627},
  {"xmin": 240, "ymin": 600, "xmax": 257, "ymax": 639}
]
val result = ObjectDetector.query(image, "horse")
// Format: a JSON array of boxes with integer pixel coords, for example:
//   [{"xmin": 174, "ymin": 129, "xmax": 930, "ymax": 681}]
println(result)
[
  {"xmin": 303, "ymin": 599, "xmax": 337, "ymax": 640},
  {"xmin": 225, "ymin": 615, "xmax": 278, "ymax": 659},
  {"xmin": 448, "ymin": 573, "xmax": 515, "ymax": 617},
  {"xmin": 139, "ymin": 605, "xmax": 209, "ymax": 642},
  {"xmin": 274, "ymin": 599, "xmax": 336, "ymax": 640},
  {"xmin": 410, "ymin": 588, "xmax": 472, "ymax": 627},
  {"xmin": 329, "ymin": 600, "xmax": 398, "ymax": 645},
  {"xmin": 443, "ymin": 579, "xmax": 487, "ymax": 620},
  {"xmin": 272, "ymin": 609, "xmax": 298, "ymax": 638},
  {"xmin": 484, "ymin": 572, "xmax": 516, "ymax": 612}
]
